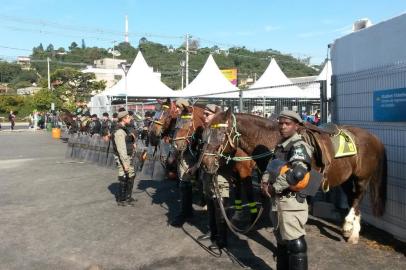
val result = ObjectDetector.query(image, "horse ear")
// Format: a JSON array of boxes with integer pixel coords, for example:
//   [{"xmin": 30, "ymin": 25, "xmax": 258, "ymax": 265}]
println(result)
[{"xmin": 225, "ymin": 107, "xmax": 232, "ymax": 119}]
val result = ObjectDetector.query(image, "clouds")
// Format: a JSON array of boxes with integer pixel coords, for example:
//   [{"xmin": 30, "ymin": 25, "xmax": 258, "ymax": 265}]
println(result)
[{"xmin": 297, "ymin": 24, "xmax": 352, "ymax": 38}]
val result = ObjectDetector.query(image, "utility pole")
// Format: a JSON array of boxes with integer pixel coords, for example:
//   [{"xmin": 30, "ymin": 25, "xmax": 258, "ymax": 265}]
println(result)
[
  {"xmin": 112, "ymin": 40, "xmax": 116, "ymax": 60},
  {"xmin": 47, "ymin": 57, "xmax": 51, "ymax": 90},
  {"xmin": 180, "ymin": 60, "xmax": 185, "ymax": 90},
  {"xmin": 185, "ymin": 33, "xmax": 189, "ymax": 86}
]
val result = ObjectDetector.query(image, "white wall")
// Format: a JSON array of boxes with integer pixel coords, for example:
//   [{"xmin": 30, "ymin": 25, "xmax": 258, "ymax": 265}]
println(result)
[{"xmin": 331, "ymin": 13, "xmax": 406, "ymax": 75}]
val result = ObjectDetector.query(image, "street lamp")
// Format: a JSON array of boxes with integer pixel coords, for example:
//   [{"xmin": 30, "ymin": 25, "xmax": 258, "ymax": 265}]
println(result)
[{"xmin": 119, "ymin": 62, "xmax": 131, "ymax": 110}]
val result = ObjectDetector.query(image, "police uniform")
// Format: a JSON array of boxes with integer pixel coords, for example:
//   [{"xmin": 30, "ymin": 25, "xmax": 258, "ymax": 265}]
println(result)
[
  {"xmin": 100, "ymin": 113, "xmax": 112, "ymax": 137},
  {"xmin": 171, "ymin": 98, "xmax": 195, "ymax": 227},
  {"xmin": 112, "ymin": 111, "xmax": 136, "ymax": 206},
  {"xmin": 262, "ymin": 110, "xmax": 312, "ymax": 270},
  {"xmin": 201, "ymin": 104, "xmax": 230, "ymax": 249},
  {"xmin": 89, "ymin": 114, "xmax": 102, "ymax": 136}
]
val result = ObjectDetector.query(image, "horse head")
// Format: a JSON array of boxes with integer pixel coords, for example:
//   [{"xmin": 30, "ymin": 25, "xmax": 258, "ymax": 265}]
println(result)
[
  {"xmin": 148, "ymin": 98, "xmax": 177, "ymax": 146},
  {"xmin": 201, "ymin": 108, "xmax": 235, "ymax": 174},
  {"xmin": 172, "ymin": 105, "xmax": 206, "ymax": 153}
]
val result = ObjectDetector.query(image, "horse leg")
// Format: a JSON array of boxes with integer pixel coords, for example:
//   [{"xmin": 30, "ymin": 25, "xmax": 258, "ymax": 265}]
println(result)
[
  {"xmin": 347, "ymin": 177, "xmax": 368, "ymax": 244},
  {"xmin": 341, "ymin": 178, "xmax": 356, "ymax": 239}
]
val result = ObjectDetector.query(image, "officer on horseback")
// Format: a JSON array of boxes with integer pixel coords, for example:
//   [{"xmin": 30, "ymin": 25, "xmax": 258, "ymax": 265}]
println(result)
[
  {"xmin": 112, "ymin": 110, "xmax": 137, "ymax": 206},
  {"xmin": 261, "ymin": 110, "xmax": 313, "ymax": 270}
]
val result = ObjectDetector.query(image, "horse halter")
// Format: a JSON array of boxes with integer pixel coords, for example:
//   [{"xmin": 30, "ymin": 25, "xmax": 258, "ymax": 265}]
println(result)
[
  {"xmin": 173, "ymin": 107, "xmax": 196, "ymax": 145},
  {"xmin": 204, "ymin": 113, "xmax": 241, "ymax": 163},
  {"xmin": 152, "ymin": 104, "xmax": 170, "ymax": 127}
]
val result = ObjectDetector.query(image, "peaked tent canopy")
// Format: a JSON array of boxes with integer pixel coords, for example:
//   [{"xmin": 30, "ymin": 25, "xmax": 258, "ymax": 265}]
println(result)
[
  {"xmin": 90, "ymin": 51, "xmax": 178, "ymax": 115},
  {"xmin": 302, "ymin": 60, "xmax": 332, "ymax": 99},
  {"xmin": 178, "ymin": 54, "xmax": 239, "ymax": 98},
  {"xmin": 244, "ymin": 58, "xmax": 305, "ymax": 98},
  {"xmin": 96, "ymin": 51, "xmax": 176, "ymax": 98}
]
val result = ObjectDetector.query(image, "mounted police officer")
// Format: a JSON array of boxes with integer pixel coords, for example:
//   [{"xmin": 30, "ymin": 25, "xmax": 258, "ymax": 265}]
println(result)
[
  {"xmin": 89, "ymin": 114, "xmax": 101, "ymax": 136},
  {"xmin": 112, "ymin": 110, "xmax": 137, "ymax": 206},
  {"xmin": 261, "ymin": 110, "xmax": 313, "ymax": 270}
]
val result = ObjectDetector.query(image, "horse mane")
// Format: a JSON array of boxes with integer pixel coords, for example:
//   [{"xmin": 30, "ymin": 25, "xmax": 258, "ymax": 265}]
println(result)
[{"xmin": 235, "ymin": 113, "xmax": 279, "ymax": 136}]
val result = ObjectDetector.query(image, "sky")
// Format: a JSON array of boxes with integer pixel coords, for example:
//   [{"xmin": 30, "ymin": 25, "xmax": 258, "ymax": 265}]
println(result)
[{"xmin": 0, "ymin": 0, "xmax": 405, "ymax": 64}]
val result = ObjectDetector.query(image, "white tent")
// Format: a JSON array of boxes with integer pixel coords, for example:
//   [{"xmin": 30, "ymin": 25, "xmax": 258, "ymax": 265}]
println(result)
[
  {"xmin": 244, "ymin": 58, "xmax": 304, "ymax": 98},
  {"xmin": 90, "ymin": 51, "xmax": 178, "ymax": 115},
  {"xmin": 178, "ymin": 54, "xmax": 239, "ymax": 98},
  {"xmin": 302, "ymin": 60, "xmax": 332, "ymax": 99}
]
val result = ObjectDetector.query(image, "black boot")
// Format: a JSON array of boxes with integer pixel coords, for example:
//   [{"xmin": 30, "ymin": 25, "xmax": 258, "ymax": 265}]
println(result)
[
  {"xmin": 126, "ymin": 176, "xmax": 137, "ymax": 206},
  {"xmin": 171, "ymin": 181, "xmax": 194, "ymax": 227},
  {"xmin": 117, "ymin": 176, "xmax": 127, "ymax": 206},
  {"xmin": 287, "ymin": 236, "xmax": 308, "ymax": 270},
  {"xmin": 276, "ymin": 243, "xmax": 289, "ymax": 270},
  {"xmin": 197, "ymin": 197, "xmax": 217, "ymax": 242}
]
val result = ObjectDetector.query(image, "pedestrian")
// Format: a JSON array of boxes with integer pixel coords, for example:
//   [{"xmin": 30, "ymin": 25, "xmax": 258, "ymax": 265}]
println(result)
[
  {"xmin": 8, "ymin": 111, "xmax": 16, "ymax": 130},
  {"xmin": 112, "ymin": 110, "xmax": 136, "ymax": 206},
  {"xmin": 261, "ymin": 110, "xmax": 313, "ymax": 270},
  {"xmin": 100, "ymin": 112, "xmax": 112, "ymax": 139}
]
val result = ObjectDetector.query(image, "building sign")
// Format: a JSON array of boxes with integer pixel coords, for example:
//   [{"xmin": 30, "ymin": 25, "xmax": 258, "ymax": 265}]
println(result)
[
  {"xmin": 221, "ymin": 68, "xmax": 237, "ymax": 86},
  {"xmin": 373, "ymin": 88, "xmax": 406, "ymax": 121}
]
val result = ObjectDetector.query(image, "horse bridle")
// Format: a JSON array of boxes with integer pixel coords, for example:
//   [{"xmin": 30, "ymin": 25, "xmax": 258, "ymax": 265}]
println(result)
[
  {"xmin": 172, "ymin": 107, "xmax": 196, "ymax": 146},
  {"xmin": 152, "ymin": 104, "xmax": 170, "ymax": 128},
  {"xmin": 204, "ymin": 113, "xmax": 241, "ymax": 164}
]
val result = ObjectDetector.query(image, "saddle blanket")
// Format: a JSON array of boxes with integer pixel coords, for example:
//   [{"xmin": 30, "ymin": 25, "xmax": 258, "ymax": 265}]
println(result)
[{"xmin": 331, "ymin": 129, "xmax": 357, "ymax": 158}]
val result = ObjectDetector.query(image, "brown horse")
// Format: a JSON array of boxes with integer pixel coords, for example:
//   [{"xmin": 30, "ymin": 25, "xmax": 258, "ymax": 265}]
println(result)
[
  {"xmin": 59, "ymin": 109, "xmax": 75, "ymax": 129},
  {"xmin": 148, "ymin": 99, "xmax": 178, "ymax": 146},
  {"xmin": 173, "ymin": 105, "xmax": 261, "ymax": 227},
  {"xmin": 202, "ymin": 109, "xmax": 387, "ymax": 244}
]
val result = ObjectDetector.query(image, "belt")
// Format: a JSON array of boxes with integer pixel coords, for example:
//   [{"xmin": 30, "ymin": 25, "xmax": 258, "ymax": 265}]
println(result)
[{"xmin": 278, "ymin": 190, "xmax": 297, "ymax": 198}]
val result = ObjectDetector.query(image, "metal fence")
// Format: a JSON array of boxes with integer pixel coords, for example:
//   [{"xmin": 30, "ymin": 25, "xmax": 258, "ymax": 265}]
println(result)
[{"xmin": 333, "ymin": 63, "xmax": 406, "ymax": 241}]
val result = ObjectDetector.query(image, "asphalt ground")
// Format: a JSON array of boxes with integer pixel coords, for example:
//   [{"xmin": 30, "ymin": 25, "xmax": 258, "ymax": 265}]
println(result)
[{"xmin": 0, "ymin": 131, "xmax": 405, "ymax": 270}]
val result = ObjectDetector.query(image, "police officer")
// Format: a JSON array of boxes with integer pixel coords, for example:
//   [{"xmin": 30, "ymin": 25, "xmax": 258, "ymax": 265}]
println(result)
[
  {"xmin": 186, "ymin": 103, "xmax": 230, "ymax": 249},
  {"xmin": 112, "ymin": 110, "xmax": 136, "ymax": 206},
  {"xmin": 100, "ymin": 112, "xmax": 112, "ymax": 138},
  {"xmin": 201, "ymin": 104, "xmax": 230, "ymax": 249},
  {"xmin": 261, "ymin": 110, "xmax": 313, "ymax": 270},
  {"xmin": 89, "ymin": 114, "xmax": 101, "ymax": 136},
  {"xmin": 110, "ymin": 112, "xmax": 119, "ymax": 135},
  {"xmin": 171, "ymin": 98, "xmax": 195, "ymax": 227}
]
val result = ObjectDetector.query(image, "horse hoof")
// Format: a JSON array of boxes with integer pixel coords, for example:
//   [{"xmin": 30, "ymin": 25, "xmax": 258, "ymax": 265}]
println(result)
[
  {"xmin": 347, "ymin": 236, "xmax": 359, "ymax": 244},
  {"xmin": 343, "ymin": 229, "xmax": 352, "ymax": 238}
]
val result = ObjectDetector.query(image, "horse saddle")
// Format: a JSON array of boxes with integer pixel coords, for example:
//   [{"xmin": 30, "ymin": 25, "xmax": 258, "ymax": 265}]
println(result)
[{"xmin": 330, "ymin": 129, "xmax": 357, "ymax": 158}]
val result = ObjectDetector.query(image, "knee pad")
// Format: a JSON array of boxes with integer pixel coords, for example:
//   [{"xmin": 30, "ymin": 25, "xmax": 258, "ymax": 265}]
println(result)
[{"xmin": 287, "ymin": 236, "xmax": 307, "ymax": 254}]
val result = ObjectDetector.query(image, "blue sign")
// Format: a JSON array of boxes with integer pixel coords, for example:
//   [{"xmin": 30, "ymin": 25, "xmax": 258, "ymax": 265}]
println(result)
[{"xmin": 374, "ymin": 88, "xmax": 406, "ymax": 122}]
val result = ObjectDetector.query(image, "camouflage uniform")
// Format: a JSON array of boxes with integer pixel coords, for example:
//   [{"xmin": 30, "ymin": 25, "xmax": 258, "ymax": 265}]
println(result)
[
  {"xmin": 112, "ymin": 116, "xmax": 136, "ymax": 206},
  {"xmin": 263, "ymin": 131, "xmax": 313, "ymax": 270}
]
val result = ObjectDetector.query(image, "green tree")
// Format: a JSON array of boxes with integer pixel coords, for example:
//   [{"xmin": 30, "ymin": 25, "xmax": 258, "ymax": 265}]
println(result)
[
  {"xmin": 51, "ymin": 67, "xmax": 106, "ymax": 107},
  {"xmin": 0, "ymin": 62, "xmax": 22, "ymax": 83},
  {"xmin": 46, "ymin": 44, "xmax": 54, "ymax": 52},
  {"xmin": 32, "ymin": 88, "xmax": 60, "ymax": 111},
  {"xmin": 69, "ymin": 42, "xmax": 78, "ymax": 51}
]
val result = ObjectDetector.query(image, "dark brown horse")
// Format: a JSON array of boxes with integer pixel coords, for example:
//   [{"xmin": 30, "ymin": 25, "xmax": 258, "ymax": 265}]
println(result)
[
  {"xmin": 173, "ymin": 105, "xmax": 261, "ymax": 228},
  {"xmin": 202, "ymin": 109, "xmax": 387, "ymax": 244}
]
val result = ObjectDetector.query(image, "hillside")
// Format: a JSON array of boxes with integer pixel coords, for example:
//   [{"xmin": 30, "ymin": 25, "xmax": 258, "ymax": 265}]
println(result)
[{"xmin": 29, "ymin": 39, "xmax": 318, "ymax": 90}]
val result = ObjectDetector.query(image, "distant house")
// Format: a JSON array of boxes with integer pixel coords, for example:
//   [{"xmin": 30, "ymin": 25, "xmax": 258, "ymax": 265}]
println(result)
[
  {"xmin": 17, "ymin": 56, "xmax": 31, "ymax": 70},
  {"xmin": 17, "ymin": 86, "xmax": 41, "ymax": 95},
  {"xmin": 81, "ymin": 58, "xmax": 125, "ymax": 89},
  {"xmin": 0, "ymin": 84, "xmax": 9, "ymax": 94}
]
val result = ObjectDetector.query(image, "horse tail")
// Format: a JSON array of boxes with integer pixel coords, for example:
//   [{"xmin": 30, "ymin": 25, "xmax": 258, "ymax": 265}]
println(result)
[{"xmin": 370, "ymin": 144, "xmax": 387, "ymax": 216}]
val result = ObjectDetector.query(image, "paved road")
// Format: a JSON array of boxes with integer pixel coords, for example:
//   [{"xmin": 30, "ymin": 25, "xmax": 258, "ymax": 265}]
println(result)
[{"xmin": 0, "ymin": 132, "xmax": 404, "ymax": 270}]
